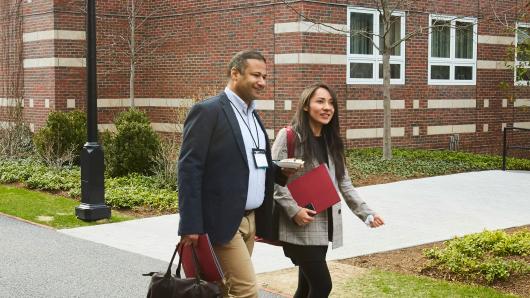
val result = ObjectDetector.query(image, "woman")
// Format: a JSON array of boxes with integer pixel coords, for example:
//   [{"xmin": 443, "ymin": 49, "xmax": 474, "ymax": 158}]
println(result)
[{"xmin": 272, "ymin": 83, "xmax": 385, "ymax": 298}]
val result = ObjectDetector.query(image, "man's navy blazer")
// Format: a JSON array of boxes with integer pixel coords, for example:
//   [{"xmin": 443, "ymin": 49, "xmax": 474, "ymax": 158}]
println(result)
[{"xmin": 178, "ymin": 92, "xmax": 285, "ymax": 245}]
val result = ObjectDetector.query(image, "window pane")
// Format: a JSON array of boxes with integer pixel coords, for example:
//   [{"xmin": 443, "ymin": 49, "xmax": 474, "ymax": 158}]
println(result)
[
  {"xmin": 517, "ymin": 27, "xmax": 530, "ymax": 62},
  {"xmin": 350, "ymin": 12, "xmax": 373, "ymax": 55},
  {"xmin": 516, "ymin": 67, "xmax": 530, "ymax": 82},
  {"xmin": 431, "ymin": 65, "xmax": 450, "ymax": 79},
  {"xmin": 378, "ymin": 64, "xmax": 401, "ymax": 79},
  {"xmin": 350, "ymin": 63, "xmax": 373, "ymax": 78},
  {"xmin": 431, "ymin": 20, "xmax": 450, "ymax": 58},
  {"xmin": 379, "ymin": 16, "xmax": 401, "ymax": 56},
  {"xmin": 455, "ymin": 66, "xmax": 473, "ymax": 80},
  {"xmin": 456, "ymin": 21, "xmax": 474, "ymax": 59}
]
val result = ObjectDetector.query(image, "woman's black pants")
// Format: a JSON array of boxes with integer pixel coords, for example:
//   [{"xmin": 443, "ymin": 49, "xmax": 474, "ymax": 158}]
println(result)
[
  {"xmin": 283, "ymin": 244, "xmax": 332, "ymax": 298},
  {"xmin": 293, "ymin": 259, "xmax": 332, "ymax": 298}
]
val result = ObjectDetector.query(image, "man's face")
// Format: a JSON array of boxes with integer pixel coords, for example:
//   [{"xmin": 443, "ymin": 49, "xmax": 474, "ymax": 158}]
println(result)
[{"xmin": 231, "ymin": 59, "xmax": 267, "ymax": 103}]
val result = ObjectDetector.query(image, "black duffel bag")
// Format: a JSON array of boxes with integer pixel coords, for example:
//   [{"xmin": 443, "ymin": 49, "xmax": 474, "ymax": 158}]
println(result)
[{"xmin": 143, "ymin": 244, "xmax": 221, "ymax": 298}]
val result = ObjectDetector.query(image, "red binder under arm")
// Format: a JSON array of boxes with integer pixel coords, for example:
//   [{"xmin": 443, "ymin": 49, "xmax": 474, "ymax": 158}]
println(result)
[
  {"xmin": 287, "ymin": 164, "xmax": 341, "ymax": 213},
  {"xmin": 179, "ymin": 234, "xmax": 224, "ymax": 282}
]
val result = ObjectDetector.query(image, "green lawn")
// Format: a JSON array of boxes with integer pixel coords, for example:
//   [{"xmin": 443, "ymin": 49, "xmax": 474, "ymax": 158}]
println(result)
[
  {"xmin": 0, "ymin": 185, "xmax": 134, "ymax": 229},
  {"xmin": 337, "ymin": 270, "xmax": 518, "ymax": 298}
]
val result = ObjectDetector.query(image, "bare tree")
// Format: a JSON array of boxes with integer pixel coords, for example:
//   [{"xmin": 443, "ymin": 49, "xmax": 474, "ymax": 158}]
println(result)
[
  {"xmin": 491, "ymin": 0, "xmax": 530, "ymax": 87},
  {"xmin": 379, "ymin": 1, "xmax": 400, "ymax": 159},
  {"xmin": 280, "ymin": 0, "xmax": 522, "ymax": 159},
  {"xmin": 0, "ymin": 0, "xmax": 23, "ymax": 108},
  {"xmin": 280, "ymin": 0, "xmax": 421, "ymax": 159},
  {"xmin": 0, "ymin": 0, "xmax": 30, "ymax": 158},
  {"xmin": 489, "ymin": 0, "xmax": 530, "ymax": 134},
  {"xmin": 99, "ymin": 0, "xmax": 175, "ymax": 107}
]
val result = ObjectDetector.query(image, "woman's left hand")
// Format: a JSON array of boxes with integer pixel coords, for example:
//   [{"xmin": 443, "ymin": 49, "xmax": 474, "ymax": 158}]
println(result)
[
  {"xmin": 370, "ymin": 214, "xmax": 385, "ymax": 228},
  {"xmin": 281, "ymin": 167, "xmax": 298, "ymax": 177}
]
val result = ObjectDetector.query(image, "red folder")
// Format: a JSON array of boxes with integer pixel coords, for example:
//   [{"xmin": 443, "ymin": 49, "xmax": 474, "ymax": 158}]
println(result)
[
  {"xmin": 179, "ymin": 234, "xmax": 224, "ymax": 282},
  {"xmin": 287, "ymin": 164, "xmax": 340, "ymax": 213}
]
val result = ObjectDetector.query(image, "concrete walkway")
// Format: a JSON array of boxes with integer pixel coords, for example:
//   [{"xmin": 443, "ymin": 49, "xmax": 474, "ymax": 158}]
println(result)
[
  {"xmin": 0, "ymin": 214, "xmax": 168, "ymax": 297},
  {"xmin": 60, "ymin": 170, "xmax": 530, "ymax": 274}
]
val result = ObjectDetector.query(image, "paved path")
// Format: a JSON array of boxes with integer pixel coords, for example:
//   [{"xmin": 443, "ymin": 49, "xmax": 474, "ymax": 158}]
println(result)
[
  {"xmin": 0, "ymin": 214, "xmax": 284, "ymax": 297},
  {"xmin": 0, "ymin": 214, "xmax": 169, "ymax": 298},
  {"xmin": 60, "ymin": 170, "xmax": 530, "ymax": 274}
]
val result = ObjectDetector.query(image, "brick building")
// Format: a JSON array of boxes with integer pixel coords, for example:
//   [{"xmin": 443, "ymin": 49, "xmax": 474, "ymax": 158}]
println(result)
[{"xmin": 1, "ymin": 0, "xmax": 529, "ymax": 155}]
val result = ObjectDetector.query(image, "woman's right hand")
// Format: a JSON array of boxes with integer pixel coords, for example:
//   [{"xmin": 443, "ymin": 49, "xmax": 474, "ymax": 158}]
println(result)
[{"xmin": 293, "ymin": 208, "xmax": 317, "ymax": 226}]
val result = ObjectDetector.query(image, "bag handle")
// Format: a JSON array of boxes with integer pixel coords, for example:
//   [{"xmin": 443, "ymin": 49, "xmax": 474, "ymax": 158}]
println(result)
[
  {"xmin": 142, "ymin": 244, "xmax": 204, "ymax": 280},
  {"xmin": 170, "ymin": 243, "xmax": 205, "ymax": 282},
  {"xmin": 163, "ymin": 244, "xmax": 180, "ymax": 278},
  {"xmin": 286, "ymin": 125, "xmax": 295, "ymax": 158}
]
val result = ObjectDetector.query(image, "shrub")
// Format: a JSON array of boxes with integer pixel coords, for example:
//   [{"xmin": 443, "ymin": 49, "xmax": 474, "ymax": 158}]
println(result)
[
  {"xmin": 424, "ymin": 229, "xmax": 530, "ymax": 283},
  {"xmin": 0, "ymin": 157, "xmax": 80, "ymax": 192},
  {"xmin": 0, "ymin": 157, "xmax": 178, "ymax": 212},
  {"xmin": 0, "ymin": 158, "xmax": 42, "ymax": 183},
  {"xmin": 105, "ymin": 108, "xmax": 161, "ymax": 177},
  {"xmin": 151, "ymin": 136, "xmax": 179, "ymax": 191},
  {"xmin": 105, "ymin": 173, "xmax": 178, "ymax": 211},
  {"xmin": 25, "ymin": 168, "xmax": 80, "ymax": 192},
  {"xmin": 33, "ymin": 110, "xmax": 86, "ymax": 166},
  {"xmin": 0, "ymin": 123, "xmax": 34, "ymax": 158},
  {"xmin": 150, "ymin": 104, "xmax": 190, "ymax": 191},
  {"xmin": 346, "ymin": 148, "xmax": 530, "ymax": 183}
]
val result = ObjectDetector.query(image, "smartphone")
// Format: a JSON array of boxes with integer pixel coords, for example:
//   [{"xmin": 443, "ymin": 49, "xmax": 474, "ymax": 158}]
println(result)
[{"xmin": 305, "ymin": 203, "xmax": 315, "ymax": 216}]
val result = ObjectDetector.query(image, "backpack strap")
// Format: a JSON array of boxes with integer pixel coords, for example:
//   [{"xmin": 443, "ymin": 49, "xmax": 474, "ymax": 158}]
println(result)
[{"xmin": 285, "ymin": 126, "xmax": 295, "ymax": 158}]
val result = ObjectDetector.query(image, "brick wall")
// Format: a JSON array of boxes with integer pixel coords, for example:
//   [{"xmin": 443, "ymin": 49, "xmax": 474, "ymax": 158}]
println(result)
[{"xmin": 0, "ymin": 0, "xmax": 529, "ymax": 157}]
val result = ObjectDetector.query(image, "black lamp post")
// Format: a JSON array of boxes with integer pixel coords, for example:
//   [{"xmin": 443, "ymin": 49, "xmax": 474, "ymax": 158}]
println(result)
[{"xmin": 76, "ymin": 0, "xmax": 111, "ymax": 221}]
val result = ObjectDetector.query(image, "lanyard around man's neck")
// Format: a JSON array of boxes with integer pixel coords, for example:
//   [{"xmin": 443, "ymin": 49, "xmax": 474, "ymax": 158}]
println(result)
[{"xmin": 229, "ymin": 100, "xmax": 260, "ymax": 149}]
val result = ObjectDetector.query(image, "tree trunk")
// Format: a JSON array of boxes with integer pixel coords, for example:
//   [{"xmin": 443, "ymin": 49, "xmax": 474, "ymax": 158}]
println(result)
[
  {"xmin": 130, "ymin": 57, "xmax": 135, "ymax": 108},
  {"xmin": 382, "ymin": 52, "xmax": 392, "ymax": 160},
  {"xmin": 382, "ymin": 6, "xmax": 393, "ymax": 160},
  {"xmin": 129, "ymin": 0, "xmax": 136, "ymax": 108}
]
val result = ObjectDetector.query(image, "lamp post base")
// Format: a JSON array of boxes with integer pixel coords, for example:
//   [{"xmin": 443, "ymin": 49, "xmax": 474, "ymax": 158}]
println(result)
[
  {"xmin": 76, "ymin": 203, "xmax": 111, "ymax": 221},
  {"xmin": 77, "ymin": 143, "xmax": 110, "ymax": 221}
]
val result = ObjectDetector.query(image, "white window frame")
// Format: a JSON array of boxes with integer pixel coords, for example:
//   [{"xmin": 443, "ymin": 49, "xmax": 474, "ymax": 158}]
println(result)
[
  {"xmin": 428, "ymin": 14, "xmax": 477, "ymax": 85},
  {"xmin": 346, "ymin": 7, "xmax": 406, "ymax": 85},
  {"xmin": 515, "ymin": 22, "xmax": 530, "ymax": 86}
]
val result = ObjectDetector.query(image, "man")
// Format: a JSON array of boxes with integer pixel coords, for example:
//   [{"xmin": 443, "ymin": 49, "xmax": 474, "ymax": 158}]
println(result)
[{"xmin": 178, "ymin": 50, "xmax": 287, "ymax": 298}]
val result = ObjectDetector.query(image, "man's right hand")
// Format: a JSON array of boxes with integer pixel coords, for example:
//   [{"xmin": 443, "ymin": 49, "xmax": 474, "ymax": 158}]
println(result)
[
  {"xmin": 293, "ymin": 208, "xmax": 317, "ymax": 226},
  {"xmin": 180, "ymin": 234, "xmax": 199, "ymax": 246}
]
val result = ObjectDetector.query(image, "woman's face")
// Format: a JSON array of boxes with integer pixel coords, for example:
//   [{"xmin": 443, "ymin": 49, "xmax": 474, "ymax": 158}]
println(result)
[{"xmin": 305, "ymin": 87, "xmax": 335, "ymax": 131}]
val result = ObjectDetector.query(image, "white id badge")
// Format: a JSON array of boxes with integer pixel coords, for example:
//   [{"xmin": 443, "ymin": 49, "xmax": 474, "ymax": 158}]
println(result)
[{"xmin": 252, "ymin": 148, "xmax": 269, "ymax": 169}]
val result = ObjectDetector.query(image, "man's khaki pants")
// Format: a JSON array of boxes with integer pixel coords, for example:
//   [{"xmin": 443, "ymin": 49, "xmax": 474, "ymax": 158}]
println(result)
[{"xmin": 213, "ymin": 211, "xmax": 257, "ymax": 298}]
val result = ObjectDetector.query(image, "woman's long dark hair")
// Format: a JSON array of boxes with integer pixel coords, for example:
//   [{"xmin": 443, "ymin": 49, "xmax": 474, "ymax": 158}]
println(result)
[{"xmin": 291, "ymin": 83, "xmax": 345, "ymax": 181}]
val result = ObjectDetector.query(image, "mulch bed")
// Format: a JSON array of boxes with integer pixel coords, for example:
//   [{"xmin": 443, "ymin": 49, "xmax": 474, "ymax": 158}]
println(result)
[{"xmin": 339, "ymin": 225, "xmax": 530, "ymax": 297}]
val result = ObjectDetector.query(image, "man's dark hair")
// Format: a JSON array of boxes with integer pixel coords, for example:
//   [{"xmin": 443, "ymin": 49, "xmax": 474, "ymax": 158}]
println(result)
[{"xmin": 227, "ymin": 50, "xmax": 266, "ymax": 77}]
